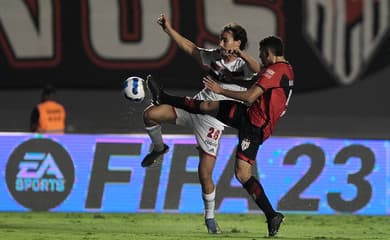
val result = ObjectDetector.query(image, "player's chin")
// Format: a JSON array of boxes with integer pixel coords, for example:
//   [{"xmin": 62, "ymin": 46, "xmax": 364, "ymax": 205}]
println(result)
[{"xmin": 220, "ymin": 51, "xmax": 229, "ymax": 58}]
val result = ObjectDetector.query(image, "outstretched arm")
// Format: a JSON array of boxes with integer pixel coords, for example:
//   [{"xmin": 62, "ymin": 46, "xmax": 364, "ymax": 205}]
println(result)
[
  {"xmin": 157, "ymin": 14, "xmax": 201, "ymax": 63},
  {"xmin": 203, "ymin": 76, "xmax": 263, "ymax": 105}
]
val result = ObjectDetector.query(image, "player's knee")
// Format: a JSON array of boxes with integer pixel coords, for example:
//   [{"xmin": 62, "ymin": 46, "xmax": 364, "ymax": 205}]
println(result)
[
  {"xmin": 198, "ymin": 152, "xmax": 216, "ymax": 183},
  {"xmin": 198, "ymin": 170, "xmax": 214, "ymax": 193},
  {"xmin": 144, "ymin": 105, "xmax": 176, "ymax": 125},
  {"xmin": 143, "ymin": 106, "xmax": 151, "ymax": 120},
  {"xmin": 198, "ymin": 170, "xmax": 212, "ymax": 184},
  {"xmin": 143, "ymin": 105, "xmax": 158, "ymax": 124},
  {"xmin": 234, "ymin": 171, "xmax": 244, "ymax": 184},
  {"xmin": 234, "ymin": 168, "xmax": 250, "ymax": 185}
]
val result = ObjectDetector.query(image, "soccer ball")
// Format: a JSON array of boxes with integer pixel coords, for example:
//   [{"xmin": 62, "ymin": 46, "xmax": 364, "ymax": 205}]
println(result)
[{"xmin": 122, "ymin": 76, "xmax": 145, "ymax": 102}]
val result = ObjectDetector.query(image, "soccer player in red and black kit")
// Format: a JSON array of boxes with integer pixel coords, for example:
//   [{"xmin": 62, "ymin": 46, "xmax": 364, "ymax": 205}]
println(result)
[{"xmin": 148, "ymin": 35, "xmax": 293, "ymax": 237}]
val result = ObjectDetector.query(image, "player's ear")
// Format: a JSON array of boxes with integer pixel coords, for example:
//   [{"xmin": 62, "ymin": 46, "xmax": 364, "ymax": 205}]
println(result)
[
  {"xmin": 265, "ymin": 49, "xmax": 270, "ymax": 58},
  {"xmin": 236, "ymin": 39, "xmax": 241, "ymax": 48}
]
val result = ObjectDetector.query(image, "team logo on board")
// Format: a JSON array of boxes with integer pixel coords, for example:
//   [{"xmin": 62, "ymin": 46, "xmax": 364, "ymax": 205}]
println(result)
[{"xmin": 302, "ymin": 0, "xmax": 389, "ymax": 85}]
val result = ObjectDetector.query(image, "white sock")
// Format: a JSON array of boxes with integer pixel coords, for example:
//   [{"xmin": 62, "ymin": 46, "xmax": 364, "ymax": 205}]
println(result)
[
  {"xmin": 145, "ymin": 124, "xmax": 164, "ymax": 151},
  {"xmin": 202, "ymin": 188, "xmax": 216, "ymax": 219}
]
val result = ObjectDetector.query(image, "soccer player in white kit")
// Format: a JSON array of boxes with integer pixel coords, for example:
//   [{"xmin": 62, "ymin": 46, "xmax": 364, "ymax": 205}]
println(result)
[{"xmin": 142, "ymin": 14, "xmax": 260, "ymax": 233}]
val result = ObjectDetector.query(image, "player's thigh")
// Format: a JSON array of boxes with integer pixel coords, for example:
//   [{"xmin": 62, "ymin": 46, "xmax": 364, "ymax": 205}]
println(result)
[
  {"xmin": 192, "ymin": 115, "xmax": 223, "ymax": 158},
  {"xmin": 175, "ymin": 108, "xmax": 193, "ymax": 127},
  {"xmin": 236, "ymin": 122, "xmax": 263, "ymax": 165},
  {"xmin": 235, "ymin": 124, "xmax": 262, "ymax": 183},
  {"xmin": 216, "ymin": 101, "xmax": 247, "ymax": 129},
  {"xmin": 143, "ymin": 104, "xmax": 176, "ymax": 124}
]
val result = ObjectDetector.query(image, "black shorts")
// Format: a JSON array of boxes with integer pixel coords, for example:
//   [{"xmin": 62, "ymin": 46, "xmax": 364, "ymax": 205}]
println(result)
[{"xmin": 216, "ymin": 100, "xmax": 264, "ymax": 165}]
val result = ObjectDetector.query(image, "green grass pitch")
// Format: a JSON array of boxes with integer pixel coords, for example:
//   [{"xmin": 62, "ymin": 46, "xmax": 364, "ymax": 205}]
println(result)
[{"xmin": 0, "ymin": 212, "xmax": 389, "ymax": 239}]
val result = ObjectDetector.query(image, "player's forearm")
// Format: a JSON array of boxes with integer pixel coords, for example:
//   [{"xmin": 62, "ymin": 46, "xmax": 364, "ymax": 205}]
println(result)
[
  {"xmin": 165, "ymin": 27, "xmax": 200, "ymax": 61},
  {"xmin": 220, "ymin": 84, "xmax": 261, "ymax": 105},
  {"xmin": 239, "ymin": 51, "xmax": 261, "ymax": 72},
  {"xmin": 220, "ymin": 88, "xmax": 251, "ymax": 103}
]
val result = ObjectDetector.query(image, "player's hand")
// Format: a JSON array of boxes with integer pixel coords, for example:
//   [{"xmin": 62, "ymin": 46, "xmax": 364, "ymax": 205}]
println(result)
[
  {"xmin": 203, "ymin": 76, "xmax": 223, "ymax": 94},
  {"xmin": 156, "ymin": 14, "xmax": 171, "ymax": 31},
  {"xmin": 226, "ymin": 47, "xmax": 242, "ymax": 57}
]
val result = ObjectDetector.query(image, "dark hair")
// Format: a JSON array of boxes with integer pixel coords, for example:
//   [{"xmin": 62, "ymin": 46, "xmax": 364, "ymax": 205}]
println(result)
[
  {"xmin": 260, "ymin": 36, "xmax": 284, "ymax": 56},
  {"xmin": 222, "ymin": 23, "xmax": 248, "ymax": 50}
]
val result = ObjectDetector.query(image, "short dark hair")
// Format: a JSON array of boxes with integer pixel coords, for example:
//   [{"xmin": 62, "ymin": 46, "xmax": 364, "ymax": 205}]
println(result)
[
  {"xmin": 260, "ymin": 36, "xmax": 284, "ymax": 56},
  {"xmin": 222, "ymin": 23, "xmax": 248, "ymax": 50}
]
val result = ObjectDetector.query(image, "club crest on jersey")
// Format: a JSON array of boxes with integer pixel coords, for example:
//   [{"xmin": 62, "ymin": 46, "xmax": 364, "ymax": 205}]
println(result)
[
  {"xmin": 241, "ymin": 138, "xmax": 251, "ymax": 151},
  {"xmin": 302, "ymin": 0, "xmax": 389, "ymax": 85},
  {"xmin": 264, "ymin": 69, "xmax": 275, "ymax": 79}
]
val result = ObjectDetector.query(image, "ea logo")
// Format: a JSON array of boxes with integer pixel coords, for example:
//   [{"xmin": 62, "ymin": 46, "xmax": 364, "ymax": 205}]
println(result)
[{"xmin": 6, "ymin": 138, "xmax": 75, "ymax": 211}]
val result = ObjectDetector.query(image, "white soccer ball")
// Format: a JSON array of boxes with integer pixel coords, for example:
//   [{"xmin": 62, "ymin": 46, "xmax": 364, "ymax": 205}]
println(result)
[{"xmin": 122, "ymin": 76, "xmax": 145, "ymax": 102}]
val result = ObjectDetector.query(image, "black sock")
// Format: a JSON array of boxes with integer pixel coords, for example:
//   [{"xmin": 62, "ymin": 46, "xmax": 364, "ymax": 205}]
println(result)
[
  {"xmin": 161, "ymin": 93, "xmax": 203, "ymax": 114},
  {"xmin": 243, "ymin": 176, "xmax": 276, "ymax": 219}
]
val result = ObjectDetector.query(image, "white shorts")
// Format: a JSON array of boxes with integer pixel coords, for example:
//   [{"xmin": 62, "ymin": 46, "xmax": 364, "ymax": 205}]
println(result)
[{"xmin": 174, "ymin": 107, "xmax": 224, "ymax": 157}]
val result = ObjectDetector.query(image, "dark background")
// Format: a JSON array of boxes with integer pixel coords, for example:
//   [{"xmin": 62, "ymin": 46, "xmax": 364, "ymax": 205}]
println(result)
[
  {"xmin": 2, "ymin": 65, "xmax": 389, "ymax": 139},
  {"xmin": 0, "ymin": 0, "xmax": 389, "ymax": 139}
]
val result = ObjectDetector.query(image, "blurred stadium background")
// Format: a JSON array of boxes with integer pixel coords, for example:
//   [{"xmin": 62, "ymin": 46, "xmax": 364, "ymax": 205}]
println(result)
[
  {"xmin": 0, "ymin": 0, "xmax": 390, "ymax": 218},
  {"xmin": 1, "ymin": 0, "xmax": 389, "ymax": 138}
]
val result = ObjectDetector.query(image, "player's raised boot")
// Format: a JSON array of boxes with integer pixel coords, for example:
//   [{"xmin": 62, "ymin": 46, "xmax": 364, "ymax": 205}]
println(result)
[
  {"xmin": 205, "ymin": 218, "xmax": 222, "ymax": 234},
  {"xmin": 146, "ymin": 74, "xmax": 164, "ymax": 105},
  {"xmin": 147, "ymin": 74, "xmax": 203, "ymax": 114},
  {"xmin": 267, "ymin": 212, "xmax": 284, "ymax": 237},
  {"xmin": 141, "ymin": 144, "xmax": 169, "ymax": 167}
]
